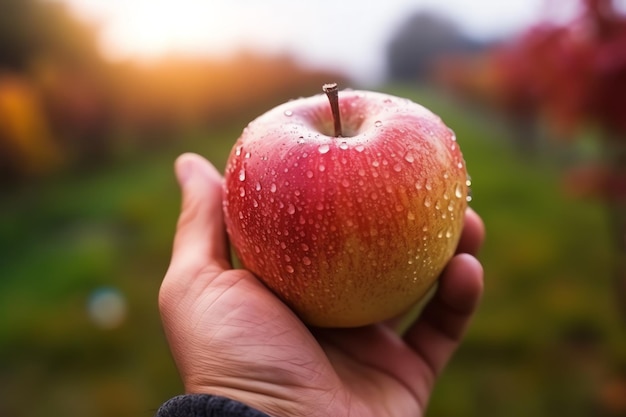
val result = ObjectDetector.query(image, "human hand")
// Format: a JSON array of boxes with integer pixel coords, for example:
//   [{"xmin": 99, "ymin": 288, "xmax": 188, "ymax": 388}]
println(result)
[{"xmin": 159, "ymin": 153, "xmax": 485, "ymax": 417}]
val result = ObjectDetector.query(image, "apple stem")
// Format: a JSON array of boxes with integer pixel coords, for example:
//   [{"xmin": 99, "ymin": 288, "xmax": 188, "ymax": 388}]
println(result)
[{"xmin": 323, "ymin": 83, "xmax": 343, "ymax": 137}]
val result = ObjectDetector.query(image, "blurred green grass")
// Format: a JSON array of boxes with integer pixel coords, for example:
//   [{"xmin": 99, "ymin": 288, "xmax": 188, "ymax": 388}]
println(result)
[{"xmin": 0, "ymin": 85, "xmax": 624, "ymax": 417}]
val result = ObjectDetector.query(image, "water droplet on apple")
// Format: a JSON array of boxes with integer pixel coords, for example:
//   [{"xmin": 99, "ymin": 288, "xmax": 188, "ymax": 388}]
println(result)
[
  {"xmin": 415, "ymin": 181, "xmax": 423, "ymax": 190},
  {"xmin": 238, "ymin": 170, "xmax": 246, "ymax": 181},
  {"xmin": 239, "ymin": 187, "xmax": 246, "ymax": 197},
  {"xmin": 372, "ymin": 160, "xmax": 380, "ymax": 167},
  {"xmin": 445, "ymin": 229, "xmax": 453, "ymax": 238},
  {"xmin": 466, "ymin": 194, "xmax": 473, "ymax": 202},
  {"xmin": 318, "ymin": 144, "xmax": 330, "ymax": 154},
  {"xmin": 255, "ymin": 182, "xmax": 262, "ymax": 191},
  {"xmin": 315, "ymin": 202, "xmax": 324, "ymax": 211},
  {"xmin": 235, "ymin": 145, "xmax": 243, "ymax": 156},
  {"xmin": 437, "ymin": 230, "xmax": 444, "ymax": 238},
  {"xmin": 466, "ymin": 176, "xmax": 472, "ymax": 187},
  {"xmin": 244, "ymin": 152, "xmax": 251, "ymax": 159},
  {"xmin": 302, "ymin": 256, "xmax": 312, "ymax": 266},
  {"xmin": 374, "ymin": 120, "xmax": 383, "ymax": 127},
  {"xmin": 339, "ymin": 141, "xmax": 349, "ymax": 150},
  {"xmin": 457, "ymin": 162, "xmax": 464, "ymax": 169},
  {"xmin": 395, "ymin": 204, "xmax": 404, "ymax": 212},
  {"xmin": 287, "ymin": 204, "xmax": 296, "ymax": 214},
  {"xmin": 404, "ymin": 152, "xmax": 415, "ymax": 163},
  {"xmin": 455, "ymin": 183, "xmax": 463, "ymax": 199},
  {"xmin": 358, "ymin": 168, "xmax": 366, "ymax": 177},
  {"xmin": 253, "ymin": 199, "xmax": 259, "ymax": 208},
  {"xmin": 370, "ymin": 192, "xmax": 378, "ymax": 200},
  {"xmin": 284, "ymin": 110, "xmax": 293, "ymax": 117},
  {"xmin": 318, "ymin": 164, "xmax": 326, "ymax": 172},
  {"xmin": 305, "ymin": 170, "xmax": 314, "ymax": 179},
  {"xmin": 393, "ymin": 163, "xmax": 402, "ymax": 172},
  {"xmin": 425, "ymin": 181, "xmax": 433, "ymax": 191},
  {"xmin": 355, "ymin": 144, "xmax": 365, "ymax": 152},
  {"xmin": 254, "ymin": 245, "xmax": 261, "ymax": 254},
  {"xmin": 341, "ymin": 179, "xmax": 350, "ymax": 187},
  {"xmin": 424, "ymin": 197, "xmax": 432, "ymax": 207},
  {"xmin": 270, "ymin": 183, "xmax": 277, "ymax": 193},
  {"xmin": 407, "ymin": 211, "xmax": 416, "ymax": 220},
  {"xmin": 285, "ymin": 265, "xmax": 294, "ymax": 273}
]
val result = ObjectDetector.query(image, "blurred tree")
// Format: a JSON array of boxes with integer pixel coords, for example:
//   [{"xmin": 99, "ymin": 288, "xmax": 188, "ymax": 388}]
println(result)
[
  {"xmin": 438, "ymin": 0, "xmax": 626, "ymax": 322},
  {"xmin": 0, "ymin": 72, "xmax": 62, "ymax": 181},
  {"xmin": 385, "ymin": 11, "xmax": 484, "ymax": 82}
]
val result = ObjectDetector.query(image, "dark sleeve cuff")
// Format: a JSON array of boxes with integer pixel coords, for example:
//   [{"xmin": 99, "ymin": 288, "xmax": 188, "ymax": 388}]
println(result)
[{"xmin": 156, "ymin": 394, "xmax": 271, "ymax": 417}]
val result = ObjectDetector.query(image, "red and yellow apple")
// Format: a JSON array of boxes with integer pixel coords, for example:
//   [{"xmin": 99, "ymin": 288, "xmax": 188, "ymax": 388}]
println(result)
[{"xmin": 223, "ymin": 84, "xmax": 469, "ymax": 327}]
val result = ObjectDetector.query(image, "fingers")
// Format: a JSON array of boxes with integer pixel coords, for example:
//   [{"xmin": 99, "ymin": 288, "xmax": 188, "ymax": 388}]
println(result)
[
  {"xmin": 403, "ymin": 253, "xmax": 484, "ymax": 379},
  {"xmin": 456, "ymin": 207, "xmax": 485, "ymax": 256},
  {"xmin": 167, "ymin": 153, "xmax": 231, "ymax": 277}
]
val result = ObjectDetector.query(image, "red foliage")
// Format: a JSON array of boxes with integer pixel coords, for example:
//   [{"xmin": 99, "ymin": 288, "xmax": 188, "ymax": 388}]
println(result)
[{"xmin": 489, "ymin": 0, "xmax": 626, "ymax": 138}]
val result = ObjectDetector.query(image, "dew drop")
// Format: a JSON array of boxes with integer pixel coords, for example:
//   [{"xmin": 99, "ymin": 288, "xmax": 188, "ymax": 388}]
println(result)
[
  {"xmin": 318, "ymin": 144, "xmax": 330, "ymax": 154},
  {"xmin": 372, "ymin": 160, "xmax": 380, "ymax": 167},
  {"xmin": 239, "ymin": 187, "xmax": 246, "ymax": 197},
  {"xmin": 370, "ymin": 192, "xmax": 379, "ymax": 200},
  {"xmin": 244, "ymin": 152, "xmax": 251, "ymax": 159},
  {"xmin": 455, "ymin": 183, "xmax": 463, "ymax": 199},
  {"xmin": 255, "ymin": 182, "xmax": 262, "ymax": 191},
  {"xmin": 393, "ymin": 163, "xmax": 402, "ymax": 172},
  {"xmin": 235, "ymin": 145, "xmax": 243, "ymax": 156},
  {"xmin": 284, "ymin": 254, "xmax": 291, "ymax": 262},
  {"xmin": 445, "ymin": 229, "xmax": 453, "ymax": 238},
  {"xmin": 424, "ymin": 197, "xmax": 432, "ymax": 208},
  {"xmin": 339, "ymin": 141, "xmax": 349, "ymax": 150},
  {"xmin": 253, "ymin": 199, "xmax": 259, "ymax": 208},
  {"xmin": 254, "ymin": 245, "xmax": 261, "ymax": 253},
  {"xmin": 395, "ymin": 204, "xmax": 404, "ymax": 212},
  {"xmin": 286, "ymin": 265, "xmax": 295, "ymax": 273},
  {"xmin": 302, "ymin": 256, "xmax": 312, "ymax": 266},
  {"xmin": 306, "ymin": 170, "xmax": 314, "ymax": 178},
  {"xmin": 407, "ymin": 211, "xmax": 416, "ymax": 220},
  {"xmin": 355, "ymin": 145, "xmax": 365, "ymax": 153},
  {"xmin": 284, "ymin": 110, "xmax": 293, "ymax": 117},
  {"xmin": 341, "ymin": 179, "xmax": 350, "ymax": 187},
  {"xmin": 270, "ymin": 183, "xmax": 277, "ymax": 193},
  {"xmin": 316, "ymin": 202, "xmax": 324, "ymax": 211},
  {"xmin": 404, "ymin": 152, "xmax": 415, "ymax": 163},
  {"xmin": 425, "ymin": 181, "xmax": 433, "ymax": 191},
  {"xmin": 287, "ymin": 204, "xmax": 296, "ymax": 214},
  {"xmin": 301, "ymin": 243, "xmax": 310, "ymax": 251},
  {"xmin": 358, "ymin": 168, "xmax": 366, "ymax": 177},
  {"xmin": 238, "ymin": 170, "xmax": 246, "ymax": 181},
  {"xmin": 415, "ymin": 181, "xmax": 423, "ymax": 190},
  {"xmin": 318, "ymin": 164, "xmax": 326, "ymax": 172},
  {"xmin": 374, "ymin": 120, "xmax": 383, "ymax": 127}
]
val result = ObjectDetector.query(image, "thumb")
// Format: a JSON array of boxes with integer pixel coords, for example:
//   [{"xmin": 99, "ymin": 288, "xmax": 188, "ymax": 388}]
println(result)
[{"xmin": 167, "ymin": 153, "xmax": 231, "ymax": 279}]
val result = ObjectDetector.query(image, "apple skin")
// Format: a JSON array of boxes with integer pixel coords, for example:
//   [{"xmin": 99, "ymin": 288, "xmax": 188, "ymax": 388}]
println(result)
[{"xmin": 223, "ymin": 89, "xmax": 468, "ymax": 328}]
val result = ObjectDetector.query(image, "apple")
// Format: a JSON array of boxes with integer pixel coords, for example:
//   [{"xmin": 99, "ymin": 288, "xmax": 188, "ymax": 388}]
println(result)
[{"xmin": 223, "ymin": 83, "xmax": 469, "ymax": 327}]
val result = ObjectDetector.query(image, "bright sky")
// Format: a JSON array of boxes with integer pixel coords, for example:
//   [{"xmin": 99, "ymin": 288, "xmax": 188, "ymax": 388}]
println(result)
[{"xmin": 58, "ymin": 0, "xmax": 584, "ymax": 84}]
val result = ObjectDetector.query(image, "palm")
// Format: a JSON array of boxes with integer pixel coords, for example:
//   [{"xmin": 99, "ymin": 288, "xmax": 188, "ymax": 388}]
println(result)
[{"xmin": 160, "ymin": 153, "xmax": 484, "ymax": 417}]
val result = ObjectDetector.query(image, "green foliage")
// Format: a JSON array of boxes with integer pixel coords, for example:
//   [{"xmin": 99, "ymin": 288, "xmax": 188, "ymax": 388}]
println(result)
[{"xmin": 0, "ymin": 85, "xmax": 624, "ymax": 417}]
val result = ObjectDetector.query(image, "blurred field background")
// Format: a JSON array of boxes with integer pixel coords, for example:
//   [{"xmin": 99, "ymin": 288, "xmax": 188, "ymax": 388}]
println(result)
[{"xmin": 1, "ymin": 0, "xmax": 626, "ymax": 416}]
